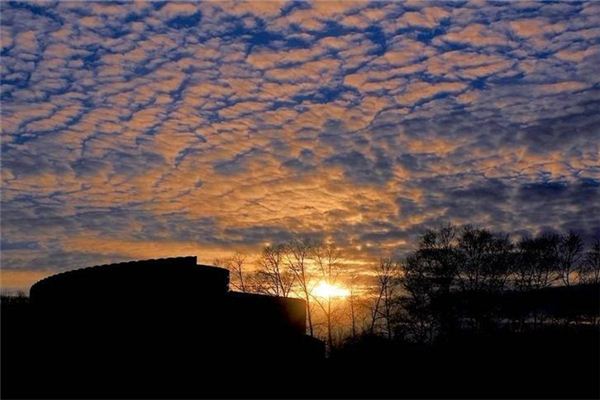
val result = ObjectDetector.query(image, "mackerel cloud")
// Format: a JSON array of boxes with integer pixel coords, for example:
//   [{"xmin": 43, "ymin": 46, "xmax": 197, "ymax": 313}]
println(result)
[{"xmin": 1, "ymin": 1, "xmax": 599, "ymax": 289}]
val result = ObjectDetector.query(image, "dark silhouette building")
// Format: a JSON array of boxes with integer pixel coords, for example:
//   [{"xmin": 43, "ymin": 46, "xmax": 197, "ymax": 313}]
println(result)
[{"xmin": 4, "ymin": 256, "xmax": 324, "ymax": 398}]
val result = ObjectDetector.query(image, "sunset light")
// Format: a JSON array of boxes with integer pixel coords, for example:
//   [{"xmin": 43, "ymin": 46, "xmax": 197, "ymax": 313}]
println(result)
[
  {"xmin": 312, "ymin": 281, "xmax": 350, "ymax": 299},
  {"xmin": 1, "ymin": 0, "xmax": 599, "ymax": 398},
  {"xmin": 0, "ymin": 0, "xmax": 598, "ymax": 295}
]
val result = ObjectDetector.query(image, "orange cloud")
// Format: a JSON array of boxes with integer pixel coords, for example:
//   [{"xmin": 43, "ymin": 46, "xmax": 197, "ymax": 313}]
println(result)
[{"xmin": 395, "ymin": 81, "xmax": 467, "ymax": 105}]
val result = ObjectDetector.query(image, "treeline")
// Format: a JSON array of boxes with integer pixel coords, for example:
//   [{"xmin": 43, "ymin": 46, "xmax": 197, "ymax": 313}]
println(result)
[
  {"xmin": 2, "ymin": 225, "xmax": 599, "ymax": 398},
  {"xmin": 215, "ymin": 239, "xmax": 349, "ymax": 348},
  {"xmin": 373, "ymin": 225, "xmax": 599, "ymax": 343},
  {"xmin": 215, "ymin": 224, "xmax": 600, "ymax": 347},
  {"xmin": 3, "ymin": 224, "xmax": 597, "ymax": 349}
]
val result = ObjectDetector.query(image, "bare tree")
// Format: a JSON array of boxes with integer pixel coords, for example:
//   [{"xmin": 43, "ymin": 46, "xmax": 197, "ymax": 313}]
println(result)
[
  {"xmin": 396, "ymin": 224, "xmax": 463, "ymax": 342},
  {"xmin": 286, "ymin": 237, "xmax": 317, "ymax": 336},
  {"xmin": 445, "ymin": 226, "xmax": 513, "ymax": 331},
  {"xmin": 557, "ymin": 231, "xmax": 584, "ymax": 286},
  {"xmin": 515, "ymin": 234, "xmax": 560, "ymax": 291},
  {"xmin": 456, "ymin": 226, "xmax": 513, "ymax": 292},
  {"xmin": 255, "ymin": 244, "xmax": 295, "ymax": 297},
  {"xmin": 348, "ymin": 273, "xmax": 359, "ymax": 339},
  {"xmin": 214, "ymin": 252, "xmax": 248, "ymax": 292},
  {"xmin": 310, "ymin": 241, "xmax": 341, "ymax": 350},
  {"xmin": 580, "ymin": 239, "xmax": 600, "ymax": 284},
  {"xmin": 369, "ymin": 257, "xmax": 401, "ymax": 339},
  {"xmin": 417, "ymin": 223, "xmax": 460, "ymax": 296}
]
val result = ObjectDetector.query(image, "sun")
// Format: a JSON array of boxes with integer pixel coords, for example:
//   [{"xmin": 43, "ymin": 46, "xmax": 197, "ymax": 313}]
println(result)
[{"xmin": 312, "ymin": 280, "xmax": 350, "ymax": 298}]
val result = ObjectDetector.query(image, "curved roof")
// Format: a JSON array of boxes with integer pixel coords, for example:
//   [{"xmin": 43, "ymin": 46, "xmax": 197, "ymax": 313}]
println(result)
[{"xmin": 30, "ymin": 256, "xmax": 229, "ymax": 304}]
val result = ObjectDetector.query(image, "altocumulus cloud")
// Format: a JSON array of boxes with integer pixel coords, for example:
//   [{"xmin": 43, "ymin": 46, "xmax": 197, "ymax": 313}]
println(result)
[{"xmin": 1, "ymin": 0, "xmax": 599, "ymax": 290}]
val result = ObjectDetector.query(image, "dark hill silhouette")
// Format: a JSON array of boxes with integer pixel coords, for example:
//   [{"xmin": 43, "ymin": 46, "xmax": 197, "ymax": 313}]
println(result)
[{"xmin": 3, "ymin": 256, "xmax": 324, "ymax": 398}]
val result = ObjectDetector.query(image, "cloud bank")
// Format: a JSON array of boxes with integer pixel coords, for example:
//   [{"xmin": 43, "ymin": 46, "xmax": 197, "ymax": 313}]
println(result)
[{"xmin": 1, "ymin": 0, "xmax": 599, "ymax": 290}]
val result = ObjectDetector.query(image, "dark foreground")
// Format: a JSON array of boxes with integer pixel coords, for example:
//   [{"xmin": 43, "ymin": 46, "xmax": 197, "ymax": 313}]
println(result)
[
  {"xmin": 3, "ymin": 300, "xmax": 598, "ymax": 399},
  {"xmin": 2, "ymin": 256, "xmax": 598, "ymax": 398}
]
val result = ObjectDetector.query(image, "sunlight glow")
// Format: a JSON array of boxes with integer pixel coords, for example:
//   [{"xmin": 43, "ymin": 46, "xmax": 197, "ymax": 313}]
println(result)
[{"xmin": 312, "ymin": 281, "xmax": 350, "ymax": 299}]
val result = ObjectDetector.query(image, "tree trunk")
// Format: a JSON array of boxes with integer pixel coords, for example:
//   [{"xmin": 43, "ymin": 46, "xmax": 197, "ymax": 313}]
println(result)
[
  {"xmin": 350, "ymin": 293, "xmax": 356, "ymax": 338},
  {"xmin": 305, "ymin": 294, "xmax": 314, "ymax": 336},
  {"xmin": 327, "ymin": 298, "xmax": 333, "ymax": 351}
]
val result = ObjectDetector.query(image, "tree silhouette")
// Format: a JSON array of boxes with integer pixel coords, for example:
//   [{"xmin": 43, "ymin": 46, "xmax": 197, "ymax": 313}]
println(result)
[
  {"xmin": 2, "ymin": 226, "xmax": 599, "ymax": 399},
  {"xmin": 286, "ymin": 237, "xmax": 317, "ymax": 336},
  {"xmin": 580, "ymin": 239, "xmax": 600, "ymax": 284},
  {"xmin": 369, "ymin": 257, "xmax": 401, "ymax": 339},
  {"xmin": 311, "ymin": 240, "xmax": 342, "ymax": 350},
  {"xmin": 402, "ymin": 224, "xmax": 461, "ymax": 339},
  {"xmin": 347, "ymin": 273, "xmax": 359, "ymax": 339},
  {"xmin": 453, "ymin": 226, "xmax": 513, "ymax": 331},
  {"xmin": 255, "ymin": 244, "xmax": 295, "ymax": 297},
  {"xmin": 515, "ymin": 234, "xmax": 560, "ymax": 291},
  {"xmin": 557, "ymin": 231, "xmax": 584, "ymax": 286},
  {"xmin": 455, "ymin": 225, "xmax": 513, "ymax": 293},
  {"xmin": 214, "ymin": 252, "xmax": 249, "ymax": 292}
]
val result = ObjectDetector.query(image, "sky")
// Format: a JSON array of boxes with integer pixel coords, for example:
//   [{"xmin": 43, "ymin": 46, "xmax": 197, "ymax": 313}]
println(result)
[{"xmin": 1, "ymin": 0, "xmax": 599, "ymax": 291}]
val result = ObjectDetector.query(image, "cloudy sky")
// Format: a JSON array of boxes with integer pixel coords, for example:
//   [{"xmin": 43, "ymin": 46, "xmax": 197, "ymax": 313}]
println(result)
[{"xmin": 1, "ymin": 0, "xmax": 599, "ymax": 291}]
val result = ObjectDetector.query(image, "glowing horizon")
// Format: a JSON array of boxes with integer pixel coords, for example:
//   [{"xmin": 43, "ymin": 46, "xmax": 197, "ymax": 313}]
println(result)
[{"xmin": 312, "ymin": 281, "xmax": 350, "ymax": 299}]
